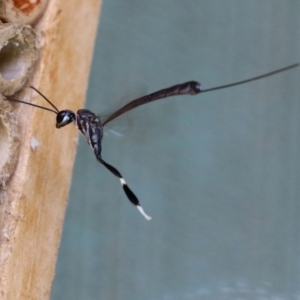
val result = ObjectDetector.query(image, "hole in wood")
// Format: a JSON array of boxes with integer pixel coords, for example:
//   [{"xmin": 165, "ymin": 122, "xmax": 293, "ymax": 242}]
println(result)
[
  {"xmin": 0, "ymin": 24, "xmax": 39, "ymax": 96},
  {"xmin": 0, "ymin": 117, "xmax": 9, "ymax": 172},
  {"xmin": 0, "ymin": 38, "xmax": 28, "ymax": 81},
  {"xmin": 0, "ymin": 97, "xmax": 20, "ymax": 189},
  {"xmin": 0, "ymin": 0, "xmax": 49, "ymax": 25}
]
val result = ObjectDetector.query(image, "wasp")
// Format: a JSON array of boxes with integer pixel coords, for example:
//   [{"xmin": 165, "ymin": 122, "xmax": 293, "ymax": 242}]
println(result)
[{"xmin": 5, "ymin": 63, "xmax": 299, "ymax": 220}]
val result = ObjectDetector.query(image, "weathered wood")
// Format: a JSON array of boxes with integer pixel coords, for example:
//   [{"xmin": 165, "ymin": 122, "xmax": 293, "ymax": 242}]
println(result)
[{"xmin": 0, "ymin": 0, "xmax": 102, "ymax": 299}]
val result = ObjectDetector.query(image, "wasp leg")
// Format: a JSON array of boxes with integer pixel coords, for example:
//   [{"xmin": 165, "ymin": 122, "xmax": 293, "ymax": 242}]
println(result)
[{"xmin": 95, "ymin": 152, "xmax": 152, "ymax": 221}]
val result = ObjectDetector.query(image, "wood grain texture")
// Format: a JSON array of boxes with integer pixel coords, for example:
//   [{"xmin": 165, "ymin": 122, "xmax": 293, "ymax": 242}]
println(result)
[{"xmin": 0, "ymin": 0, "xmax": 102, "ymax": 299}]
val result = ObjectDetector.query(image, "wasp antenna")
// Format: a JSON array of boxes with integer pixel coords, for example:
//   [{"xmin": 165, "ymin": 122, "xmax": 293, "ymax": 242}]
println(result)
[
  {"xmin": 29, "ymin": 86, "xmax": 60, "ymax": 113},
  {"xmin": 4, "ymin": 97, "xmax": 58, "ymax": 114},
  {"xmin": 201, "ymin": 63, "xmax": 299, "ymax": 93}
]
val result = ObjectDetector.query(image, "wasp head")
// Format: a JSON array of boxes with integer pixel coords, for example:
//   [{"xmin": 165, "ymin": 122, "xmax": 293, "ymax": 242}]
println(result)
[{"xmin": 56, "ymin": 110, "xmax": 76, "ymax": 128}]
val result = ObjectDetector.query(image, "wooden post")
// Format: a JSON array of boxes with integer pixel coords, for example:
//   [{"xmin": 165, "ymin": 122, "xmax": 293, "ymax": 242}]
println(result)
[{"xmin": 0, "ymin": 0, "xmax": 102, "ymax": 299}]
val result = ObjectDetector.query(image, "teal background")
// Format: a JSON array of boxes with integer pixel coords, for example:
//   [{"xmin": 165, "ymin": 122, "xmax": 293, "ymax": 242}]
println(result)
[{"xmin": 51, "ymin": 1, "xmax": 300, "ymax": 299}]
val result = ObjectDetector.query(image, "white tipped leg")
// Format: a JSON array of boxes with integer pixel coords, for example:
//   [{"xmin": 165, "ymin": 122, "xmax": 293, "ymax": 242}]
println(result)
[
  {"xmin": 98, "ymin": 157, "xmax": 153, "ymax": 220},
  {"xmin": 120, "ymin": 176, "xmax": 152, "ymax": 220},
  {"xmin": 137, "ymin": 205, "xmax": 152, "ymax": 221}
]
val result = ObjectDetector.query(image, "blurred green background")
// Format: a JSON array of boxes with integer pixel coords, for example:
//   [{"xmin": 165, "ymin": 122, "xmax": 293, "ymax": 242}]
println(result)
[{"xmin": 51, "ymin": 1, "xmax": 300, "ymax": 299}]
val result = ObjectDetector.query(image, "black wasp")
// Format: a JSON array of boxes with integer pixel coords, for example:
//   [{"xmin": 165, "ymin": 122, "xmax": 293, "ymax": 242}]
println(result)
[{"xmin": 5, "ymin": 63, "xmax": 299, "ymax": 220}]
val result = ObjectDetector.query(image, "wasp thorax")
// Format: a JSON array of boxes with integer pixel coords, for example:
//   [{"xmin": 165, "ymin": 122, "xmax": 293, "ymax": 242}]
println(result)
[{"xmin": 56, "ymin": 110, "xmax": 75, "ymax": 128}]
